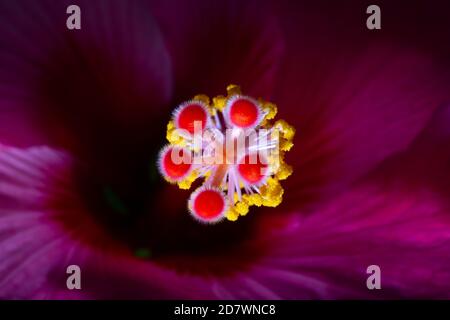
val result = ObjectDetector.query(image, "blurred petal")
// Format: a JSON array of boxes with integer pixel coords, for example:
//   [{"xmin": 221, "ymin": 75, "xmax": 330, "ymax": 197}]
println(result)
[
  {"xmin": 0, "ymin": 145, "xmax": 215, "ymax": 299},
  {"xmin": 0, "ymin": 145, "xmax": 268, "ymax": 299},
  {"xmin": 0, "ymin": 145, "xmax": 77, "ymax": 297},
  {"xmin": 0, "ymin": 0, "xmax": 172, "ymax": 150},
  {"xmin": 214, "ymin": 105, "xmax": 450, "ymax": 299},
  {"xmin": 2, "ymin": 110, "xmax": 450, "ymax": 299},
  {"xmin": 1, "ymin": 0, "xmax": 450, "ymax": 300},
  {"xmin": 275, "ymin": 1, "xmax": 450, "ymax": 208},
  {"xmin": 150, "ymin": 0, "xmax": 284, "ymax": 100}
]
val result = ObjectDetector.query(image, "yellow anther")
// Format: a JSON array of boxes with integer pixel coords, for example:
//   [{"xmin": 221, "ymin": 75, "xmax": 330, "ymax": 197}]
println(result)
[
  {"xmin": 235, "ymin": 201, "xmax": 249, "ymax": 216},
  {"xmin": 226, "ymin": 84, "xmax": 242, "ymax": 96},
  {"xmin": 177, "ymin": 171, "xmax": 198, "ymax": 190},
  {"xmin": 276, "ymin": 162, "xmax": 293, "ymax": 180},
  {"xmin": 193, "ymin": 94, "xmax": 210, "ymax": 105},
  {"xmin": 212, "ymin": 95, "xmax": 227, "ymax": 112},
  {"xmin": 280, "ymin": 139, "xmax": 294, "ymax": 152},
  {"xmin": 166, "ymin": 121, "xmax": 186, "ymax": 146},
  {"xmin": 260, "ymin": 178, "xmax": 284, "ymax": 207},
  {"xmin": 225, "ymin": 207, "xmax": 240, "ymax": 221},
  {"xmin": 262, "ymin": 101, "xmax": 278, "ymax": 120},
  {"xmin": 274, "ymin": 119, "xmax": 296, "ymax": 141},
  {"xmin": 242, "ymin": 193, "xmax": 263, "ymax": 207}
]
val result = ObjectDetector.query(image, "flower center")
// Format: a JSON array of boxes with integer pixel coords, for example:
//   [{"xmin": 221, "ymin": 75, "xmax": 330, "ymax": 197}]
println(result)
[{"xmin": 159, "ymin": 85, "xmax": 295, "ymax": 223}]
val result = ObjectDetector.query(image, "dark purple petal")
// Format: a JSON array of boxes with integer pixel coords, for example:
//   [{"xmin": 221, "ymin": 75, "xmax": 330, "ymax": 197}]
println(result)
[
  {"xmin": 1, "ymin": 0, "xmax": 450, "ymax": 300},
  {"xmin": 150, "ymin": 0, "xmax": 284, "ymax": 100},
  {"xmin": 274, "ymin": 0, "xmax": 450, "ymax": 209},
  {"xmin": 0, "ymin": 0, "xmax": 172, "ymax": 150},
  {"xmin": 0, "ymin": 145, "xmax": 217, "ymax": 299},
  {"xmin": 3, "ymin": 104, "xmax": 450, "ymax": 298},
  {"xmin": 215, "ymin": 104, "xmax": 450, "ymax": 299},
  {"xmin": 0, "ymin": 144, "xmax": 266, "ymax": 299}
]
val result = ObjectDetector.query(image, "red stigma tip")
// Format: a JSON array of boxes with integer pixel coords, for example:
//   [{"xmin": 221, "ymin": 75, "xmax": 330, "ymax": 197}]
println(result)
[
  {"xmin": 189, "ymin": 188, "xmax": 226, "ymax": 223},
  {"xmin": 174, "ymin": 101, "xmax": 209, "ymax": 134},
  {"xmin": 158, "ymin": 146, "xmax": 193, "ymax": 181},
  {"xmin": 237, "ymin": 153, "xmax": 269, "ymax": 185},
  {"xmin": 226, "ymin": 96, "xmax": 262, "ymax": 129}
]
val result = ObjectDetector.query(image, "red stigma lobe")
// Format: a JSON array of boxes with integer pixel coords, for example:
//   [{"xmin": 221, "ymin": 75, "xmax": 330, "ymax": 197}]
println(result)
[
  {"xmin": 176, "ymin": 102, "xmax": 208, "ymax": 134},
  {"xmin": 190, "ymin": 189, "xmax": 226, "ymax": 223},
  {"xmin": 228, "ymin": 97, "xmax": 261, "ymax": 128},
  {"xmin": 160, "ymin": 147, "xmax": 192, "ymax": 181},
  {"xmin": 237, "ymin": 153, "xmax": 269, "ymax": 184}
]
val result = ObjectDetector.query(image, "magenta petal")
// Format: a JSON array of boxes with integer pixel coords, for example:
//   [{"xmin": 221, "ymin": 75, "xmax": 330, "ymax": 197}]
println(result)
[
  {"xmin": 0, "ymin": 145, "xmax": 252, "ymax": 299},
  {"xmin": 2, "ymin": 101, "xmax": 450, "ymax": 298},
  {"xmin": 0, "ymin": 146, "xmax": 75, "ymax": 298},
  {"xmin": 216, "ymin": 105, "xmax": 450, "ymax": 299},
  {"xmin": 150, "ymin": 0, "xmax": 284, "ymax": 100},
  {"xmin": 274, "ymin": 2, "xmax": 450, "ymax": 208},
  {"xmin": 0, "ymin": 145, "xmax": 217, "ymax": 299},
  {"xmin": 0, "ymin": 0, "xmax": 172, "ymax": 149}
]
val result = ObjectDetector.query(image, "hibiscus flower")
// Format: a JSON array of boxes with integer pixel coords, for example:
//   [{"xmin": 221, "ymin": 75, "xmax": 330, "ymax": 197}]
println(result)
[{"xmin": 1, "ymin": 0, "xmax": 450, "ymax": 299}]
